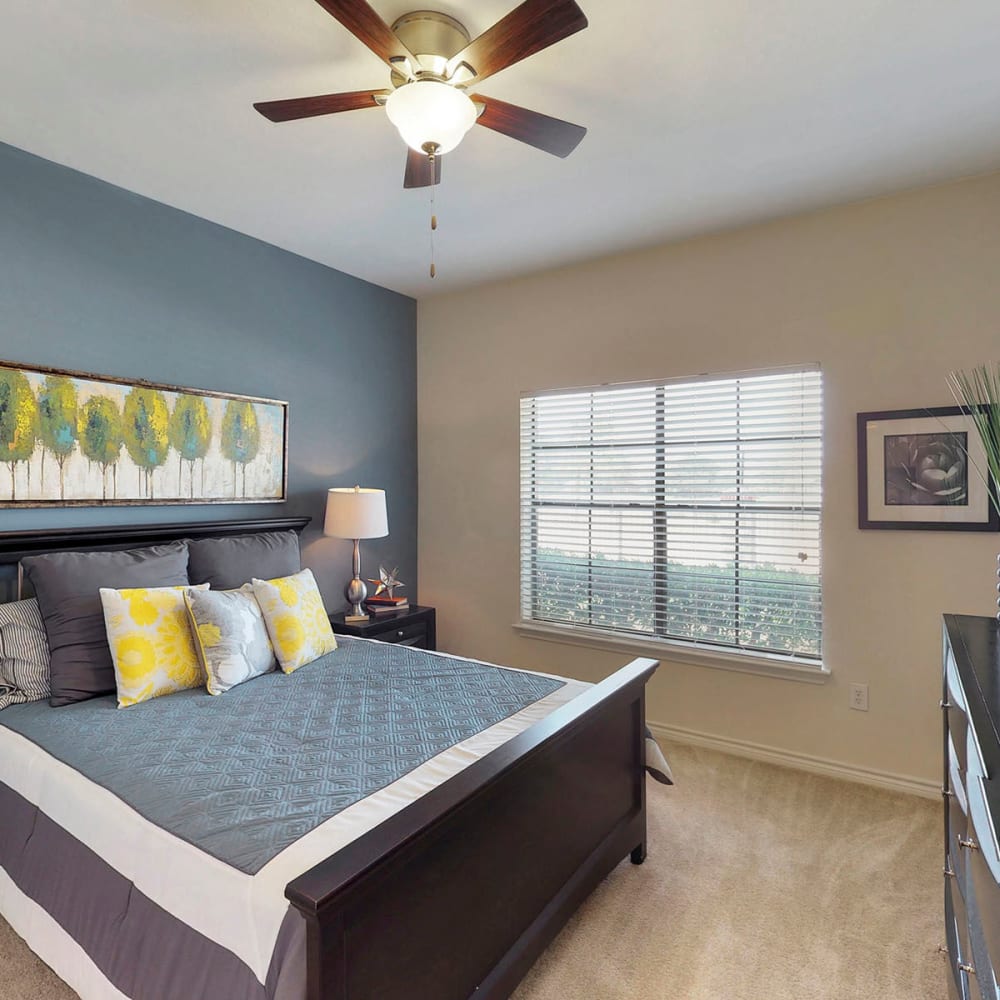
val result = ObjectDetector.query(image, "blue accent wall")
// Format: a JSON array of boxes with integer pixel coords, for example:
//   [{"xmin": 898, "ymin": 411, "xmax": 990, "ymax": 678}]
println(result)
[{"xmin": 0, "ymin": 142, "xmax": 417, "ymax": 608}]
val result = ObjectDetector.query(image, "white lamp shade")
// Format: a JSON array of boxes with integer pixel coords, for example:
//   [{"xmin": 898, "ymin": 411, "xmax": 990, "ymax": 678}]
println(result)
[
  {"xmin": 385, "ymin": 80, "xmax": 477, "ymax": 155},
  {"xmin": 324, "ymin": 487, "xmax": 388, "ymax": 539}
]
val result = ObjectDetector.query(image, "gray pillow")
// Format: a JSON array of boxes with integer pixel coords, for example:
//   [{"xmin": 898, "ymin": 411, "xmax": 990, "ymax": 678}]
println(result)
[
  {"xmin": 187, "ymin": 531, "xmax": 301, "ymax": 591},
  {"xmin": 0, "ymin": 598, "xmax": 51, "ymax": 710},
  {"xmin": 22, "ymin": 541, "xmax": 190, "ymax": 707}
]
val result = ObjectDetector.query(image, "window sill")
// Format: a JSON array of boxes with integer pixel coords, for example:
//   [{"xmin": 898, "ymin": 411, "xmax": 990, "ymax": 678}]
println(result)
[{"xmin": 512, "ymin": 621, "xmax": 830, "ymax": 684}]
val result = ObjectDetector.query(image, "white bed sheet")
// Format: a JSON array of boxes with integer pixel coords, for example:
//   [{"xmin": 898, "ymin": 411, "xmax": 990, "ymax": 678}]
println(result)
[{"xmin": 0, "ymin": 642, "xmax": 589, "ymax": 995}]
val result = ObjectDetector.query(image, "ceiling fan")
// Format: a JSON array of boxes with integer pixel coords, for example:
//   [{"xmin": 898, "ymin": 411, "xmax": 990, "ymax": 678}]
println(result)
[{"xmin": 253, "ymin": 0, "xmax": 589, "ymax": 189}]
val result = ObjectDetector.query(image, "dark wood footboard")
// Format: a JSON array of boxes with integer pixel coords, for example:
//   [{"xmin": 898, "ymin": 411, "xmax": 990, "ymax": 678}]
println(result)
[{"xmin": 286, "ymin": 656, "xmax": 658, "ymax": 1000}]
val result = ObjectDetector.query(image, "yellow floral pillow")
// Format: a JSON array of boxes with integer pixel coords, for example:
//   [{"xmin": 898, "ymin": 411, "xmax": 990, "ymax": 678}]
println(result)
[
  {"xmin": 100, "ymin": 584, "xmax": 209, "ymax": 708},
  {"xmin": 251, "ymin": 569, "xmax": 337, "ymax": 673}
]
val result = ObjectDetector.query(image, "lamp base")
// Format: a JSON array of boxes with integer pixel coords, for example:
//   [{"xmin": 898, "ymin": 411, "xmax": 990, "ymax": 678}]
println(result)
[
  {"xmin": 344, "ymin": 613, "xmax": 370, "ymax": 623},
  {"xmin": 345, "ymin": 575, "xmax": 368, "ymax": 619}
]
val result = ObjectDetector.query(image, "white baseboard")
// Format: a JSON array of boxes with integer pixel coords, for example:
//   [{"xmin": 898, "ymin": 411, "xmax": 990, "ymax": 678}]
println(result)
[{"xmin": 649, "ymin": 721, "xmax": 940, "ymax": 800}]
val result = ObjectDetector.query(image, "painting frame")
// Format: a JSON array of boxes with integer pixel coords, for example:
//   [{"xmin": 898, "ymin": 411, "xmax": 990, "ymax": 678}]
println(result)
[
  {"xmin": 857, "ymin": 406, "xmax": 998, "ymax": 531},
  {"xmin": 0, "ymin": 358, "xmax": 288, "ymax": 508}
]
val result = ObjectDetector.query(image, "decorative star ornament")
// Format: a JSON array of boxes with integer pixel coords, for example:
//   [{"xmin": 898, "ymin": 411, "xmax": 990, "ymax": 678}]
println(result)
[{"xmin": 368, "ymin": 565, "xmax": 405, "ymax": 598}]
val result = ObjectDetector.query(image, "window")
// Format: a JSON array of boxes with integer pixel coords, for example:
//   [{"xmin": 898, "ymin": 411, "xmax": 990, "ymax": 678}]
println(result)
[{"xmin": 518, "ymin": 367, "xmax": 823, "ymax": 663}]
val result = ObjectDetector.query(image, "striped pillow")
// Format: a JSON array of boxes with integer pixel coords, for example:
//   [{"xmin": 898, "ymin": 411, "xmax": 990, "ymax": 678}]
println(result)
[{"xmin": 0, "ymin": 598, "xmax": 51, "ymax": 710}]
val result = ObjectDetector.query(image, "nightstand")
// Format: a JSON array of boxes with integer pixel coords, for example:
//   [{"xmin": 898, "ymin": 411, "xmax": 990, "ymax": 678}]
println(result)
[{"xmin": 329, "ymin": 605, "xmax": 436, "ymax": 651}]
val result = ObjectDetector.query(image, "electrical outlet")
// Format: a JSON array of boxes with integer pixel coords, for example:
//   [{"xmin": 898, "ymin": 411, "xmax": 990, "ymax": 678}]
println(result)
[{"xmin": 849, "ymin": 683, "xmax": 869, "ymax": 712}]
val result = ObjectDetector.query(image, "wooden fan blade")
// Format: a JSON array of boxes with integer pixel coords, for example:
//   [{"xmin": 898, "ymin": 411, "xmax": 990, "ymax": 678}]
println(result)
[
  {"xmin": 471, "ymin": 94, "xmax": 586, "ymax": 157},
  {"xmin": 254, "ymin": 89, "xmax": 389, "ymax": 122},
  {"xmin": 313, "ymin": 0, "xmax": 416, "ymax": 66},
  {"xmin": 403, "ymin": 148, "xmax": 442, "ymax": 188},
  {"xmin": 447, "ymin": 0, "xmax": 587, "ymax": 84}
]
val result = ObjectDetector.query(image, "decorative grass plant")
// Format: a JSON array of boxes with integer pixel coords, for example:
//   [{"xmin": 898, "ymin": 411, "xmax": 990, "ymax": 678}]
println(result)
[
  {"xmin": 949, "ymin": 363, "xmax": 1000, "ymax": 519},
  {"xmin": 949, "ymin": 363, "xmax": 1000, "ymax": 620}
]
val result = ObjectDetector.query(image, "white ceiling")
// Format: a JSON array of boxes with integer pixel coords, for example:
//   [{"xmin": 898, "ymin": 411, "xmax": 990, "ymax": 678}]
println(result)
[{"xmin": 3, "ymin": 1, "xmax": 1000, "ymax": 299}]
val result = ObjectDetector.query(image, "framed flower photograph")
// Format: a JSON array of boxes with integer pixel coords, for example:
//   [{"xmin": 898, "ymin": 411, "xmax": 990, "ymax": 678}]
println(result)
[{"xmin": 857, "ymin": 406, "xmax": 999, "ymax": 531}]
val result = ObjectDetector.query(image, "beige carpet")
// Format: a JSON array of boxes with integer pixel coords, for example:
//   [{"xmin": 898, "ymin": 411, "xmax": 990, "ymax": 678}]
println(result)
[{"xmin": 0, "ymin": 743, "xmax": 947, "ymax": 1000}]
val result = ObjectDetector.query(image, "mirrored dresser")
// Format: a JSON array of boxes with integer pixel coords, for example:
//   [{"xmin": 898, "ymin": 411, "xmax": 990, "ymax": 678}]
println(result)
[{"xmin": 943, "ymin": 615, "xmax": 1000, "ymax": 1000}]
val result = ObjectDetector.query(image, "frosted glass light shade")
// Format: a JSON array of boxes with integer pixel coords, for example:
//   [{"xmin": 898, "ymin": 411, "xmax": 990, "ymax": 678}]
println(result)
[
  {"xmin": 324, "ymin": 487, "xmax": 388, "ymax": 539},
  {"xmin": 385, "ymin": 80, "xmax": 477, "ymax": 155}
]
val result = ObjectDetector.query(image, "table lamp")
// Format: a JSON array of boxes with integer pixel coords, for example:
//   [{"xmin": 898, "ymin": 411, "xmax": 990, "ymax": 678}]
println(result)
[{"xmin": 324, "ymin": 486, "xmax": 388, "ymax": 621}]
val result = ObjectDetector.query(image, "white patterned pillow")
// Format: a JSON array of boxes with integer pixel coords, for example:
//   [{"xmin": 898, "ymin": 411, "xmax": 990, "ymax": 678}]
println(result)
[
  {"xmin": 185, "ymin": 585, "xmax": 277, "ymax": 696},
  {"xmin": 0, "ymin": 598, "xmax": 52, "ymax": 710}
]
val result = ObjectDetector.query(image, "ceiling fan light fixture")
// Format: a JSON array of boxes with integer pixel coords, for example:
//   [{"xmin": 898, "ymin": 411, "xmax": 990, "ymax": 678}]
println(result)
[{"xmin": 385, "ymin": 80, "xmax": 476, "ymax": 155}]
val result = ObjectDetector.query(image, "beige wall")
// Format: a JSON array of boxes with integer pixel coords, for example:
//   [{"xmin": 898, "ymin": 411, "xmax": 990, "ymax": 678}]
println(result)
[{"xmin": 417, "ymin": 172, "xmax": 1000, "ymax": 786}]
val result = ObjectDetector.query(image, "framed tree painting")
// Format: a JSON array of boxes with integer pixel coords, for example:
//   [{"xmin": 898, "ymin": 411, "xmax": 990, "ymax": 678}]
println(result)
[
  {"xmin": 857, "ymin": 406, "xmax": 999, "ymax": 531},
  {"xmin": 0, "ymin": 359, "xmax": 287, "ymax": 507}
]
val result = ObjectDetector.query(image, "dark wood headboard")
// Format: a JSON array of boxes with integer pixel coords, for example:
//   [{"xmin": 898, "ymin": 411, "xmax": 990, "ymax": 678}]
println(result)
[{"xmin": 0, "ymin": 517, "xmax": 311, "ymax": 565}]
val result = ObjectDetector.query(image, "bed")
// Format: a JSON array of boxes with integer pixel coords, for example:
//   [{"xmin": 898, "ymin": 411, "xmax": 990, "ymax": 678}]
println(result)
[{"xmin": 0, "ymin": 517, "xmax": 660, "ymax": 1000}]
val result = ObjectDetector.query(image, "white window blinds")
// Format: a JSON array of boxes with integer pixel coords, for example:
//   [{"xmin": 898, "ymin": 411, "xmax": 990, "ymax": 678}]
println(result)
[{"xmin": 519, "ymin": 367, "xmax": 823, "ymax": 661}]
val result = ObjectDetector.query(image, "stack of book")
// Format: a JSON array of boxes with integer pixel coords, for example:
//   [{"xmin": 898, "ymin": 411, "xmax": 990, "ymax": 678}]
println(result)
[{"xmin": 366, "ymin": 594, "xmax": 409, "ymax": 614}]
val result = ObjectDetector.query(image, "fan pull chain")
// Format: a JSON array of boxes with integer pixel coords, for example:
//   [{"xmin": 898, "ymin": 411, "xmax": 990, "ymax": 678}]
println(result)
[{"xmin": 429, "ymin": 160, "xmax": 438, "ymax": 279}]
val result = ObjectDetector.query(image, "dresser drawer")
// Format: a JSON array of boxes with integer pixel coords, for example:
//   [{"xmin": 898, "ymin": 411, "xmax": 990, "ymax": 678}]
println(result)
[
  {"xmin": 968, "ymin": 774, "xmax": 1000, "ymax": 985},
  {"xmin": 951, "ymin": 776, "xmax": 970, "ymax": 887},
  {"xmin": 948, "ymin": 876, "xmax": 973, "ymax": 1000},
  {"xmin": 964, "ymin": 877, "xmax": 997, "ymax": 1000},
  {"xmin": 969, "ymin": 725, "xmax": 988, "ymax": 783},
  {"xmin": 969, "ymin": 841, "xmax": 1000, "ymax": 964},
  {"xmin": 948, "ymin": 652, "xmax": 971, "ymax": 776},
  {"xmin": 372, "ymin": 619, "xmax": 428, "ymax": 648}
]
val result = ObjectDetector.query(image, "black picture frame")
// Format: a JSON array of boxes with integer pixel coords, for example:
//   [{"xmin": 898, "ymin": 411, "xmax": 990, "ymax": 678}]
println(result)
[{"xmin": 857, "ymin": 406, "xmax": 1000, "ymax": 531}]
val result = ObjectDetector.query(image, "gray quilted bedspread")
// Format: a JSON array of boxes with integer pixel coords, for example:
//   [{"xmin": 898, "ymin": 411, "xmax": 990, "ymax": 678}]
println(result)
[{"xmin": 0, "ymin": 638, "xmax": 564, "ymax": 874}]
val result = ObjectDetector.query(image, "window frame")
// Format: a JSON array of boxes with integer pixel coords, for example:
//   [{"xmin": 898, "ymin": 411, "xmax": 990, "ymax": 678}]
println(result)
[{"xmin": 516, "ymin": 365, "xmax": 828, "ymax": 682}]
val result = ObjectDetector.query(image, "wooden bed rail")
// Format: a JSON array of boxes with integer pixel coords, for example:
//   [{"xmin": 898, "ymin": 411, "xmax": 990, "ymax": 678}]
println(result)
[{"xmin": 286, "ymin": 656, "xmax": 658, "ymax": 1000}]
